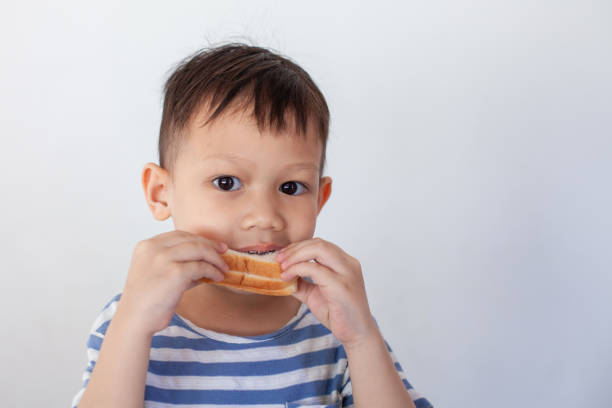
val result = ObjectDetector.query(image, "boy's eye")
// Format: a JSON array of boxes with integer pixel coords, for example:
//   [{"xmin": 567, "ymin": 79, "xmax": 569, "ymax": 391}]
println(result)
[
  {"xmin": 213, "ymin": 176, "xmax": 242, "ymax": 191},
  {"xmin": 212, "ymin": 177, "xmax": 307, "ymax": 195},
  {"xmin": 280, "ymin": 181, "xmax": 307, "ymax": 195}
]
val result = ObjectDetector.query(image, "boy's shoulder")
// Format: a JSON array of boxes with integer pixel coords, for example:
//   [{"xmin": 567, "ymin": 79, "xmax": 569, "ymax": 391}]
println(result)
[{"xmin": 86, "ymin": 293, "xmax": 121, "ymax": 337}]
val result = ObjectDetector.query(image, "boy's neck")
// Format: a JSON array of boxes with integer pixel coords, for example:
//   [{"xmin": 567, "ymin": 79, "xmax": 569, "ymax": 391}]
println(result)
[{"xmin": 175, "ymin": 283, "xmax": 302, "ymax": 337}]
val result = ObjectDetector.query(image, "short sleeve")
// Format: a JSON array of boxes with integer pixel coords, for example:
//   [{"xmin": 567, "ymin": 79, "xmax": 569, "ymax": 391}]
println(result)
[
  {"xmin": 339, "ymin": 338, "xmax": 433, "ymax": 408},
  {"xmin": 71, "ymin": 294, "xmax": 121, "ymax": 408}
]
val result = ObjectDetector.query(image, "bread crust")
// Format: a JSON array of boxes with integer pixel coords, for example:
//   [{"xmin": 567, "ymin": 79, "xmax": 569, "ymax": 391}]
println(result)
[{"xmin": 199, "ymin": 249, "xmax": 298, "ymax": 296}]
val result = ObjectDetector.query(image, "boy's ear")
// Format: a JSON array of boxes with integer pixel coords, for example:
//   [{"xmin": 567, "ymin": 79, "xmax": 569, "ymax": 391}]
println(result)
[
  {"xmin": 142, "ymin": 162, "xmax": 172, "ymax": 221},
  {"xmin": 316, "ymin": 176, "xmax": 332, "ymax": 215}
]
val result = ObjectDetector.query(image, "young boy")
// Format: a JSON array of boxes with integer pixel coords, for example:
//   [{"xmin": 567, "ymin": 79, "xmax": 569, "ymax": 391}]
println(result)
[{"xmin": 73, "ymin": 43, "xmax": 433, "ymax": 408}]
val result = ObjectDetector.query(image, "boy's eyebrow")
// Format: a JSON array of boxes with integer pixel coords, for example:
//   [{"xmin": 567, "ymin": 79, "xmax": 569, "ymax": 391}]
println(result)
[{"xmin": 202, "ymin": 153, "xmax": 319, "ymax": 171}]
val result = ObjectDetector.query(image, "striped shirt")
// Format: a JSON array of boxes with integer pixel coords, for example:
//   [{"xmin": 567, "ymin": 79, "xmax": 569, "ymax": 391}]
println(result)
[{"xmin": 72, "ymin": 294, "xmax": 433, "ymax": 407}]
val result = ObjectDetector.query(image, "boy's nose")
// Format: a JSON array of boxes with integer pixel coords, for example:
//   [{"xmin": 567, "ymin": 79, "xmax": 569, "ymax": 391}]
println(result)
[{"xmin": 240, "ymin": 191, "xmax": 285, "ymax": 231}]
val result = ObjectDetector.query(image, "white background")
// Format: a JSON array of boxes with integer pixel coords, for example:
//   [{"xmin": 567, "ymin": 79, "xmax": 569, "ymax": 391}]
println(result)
[{"xmin": 1, "ymin": 1, "xmax": 611, "ymax": 407}]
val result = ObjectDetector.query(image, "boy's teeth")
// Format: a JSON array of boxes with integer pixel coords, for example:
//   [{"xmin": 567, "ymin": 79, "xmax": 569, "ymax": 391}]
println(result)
[{"xmin": 247, "ymin": 250, "xmax": 276, "ymax": 255}]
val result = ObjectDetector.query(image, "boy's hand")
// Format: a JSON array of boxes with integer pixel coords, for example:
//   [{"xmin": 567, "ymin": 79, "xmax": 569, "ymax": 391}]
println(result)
[
  {"xmin": 121, "ymin": 230, "xmax": 229, "ymax": 336},
  {"xmin": 276, "ymin": 238, "xmax": 378, "ymax": 349}
]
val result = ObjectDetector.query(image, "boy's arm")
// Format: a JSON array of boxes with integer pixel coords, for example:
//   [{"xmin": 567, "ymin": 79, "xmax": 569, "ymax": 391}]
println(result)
[
  {"xmin": 344, "ymin": 328, "xmax": 416, "ymax": 408},
  {"xmin": 76, "ymin": 231, "xmax": 228, "ymax": 407},
  {"xmin": 277, "ymin": 239, "xmax": 427, "ymax": 408},
  {"xmin": 77, "ymin": 300, "xmax": 153, "ymax": 408}
]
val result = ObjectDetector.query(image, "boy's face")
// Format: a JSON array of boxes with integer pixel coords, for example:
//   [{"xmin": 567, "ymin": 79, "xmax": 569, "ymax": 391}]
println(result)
[{"xmin": 145, "ymin": 107, "xmax": 332, "ymax": 252}]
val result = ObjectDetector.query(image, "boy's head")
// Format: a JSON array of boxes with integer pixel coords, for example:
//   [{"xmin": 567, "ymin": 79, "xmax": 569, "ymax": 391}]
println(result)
[
  {"xmin": 143, "ymin": 43, "xmax": 333, "ymax": 253},
  {"xmin": 159, "ymin": 43, "xmax": 330, "ymax": 180}
]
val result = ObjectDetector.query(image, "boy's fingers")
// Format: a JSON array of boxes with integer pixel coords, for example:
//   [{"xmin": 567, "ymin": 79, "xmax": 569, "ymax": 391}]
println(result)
[
  {"xmin": 281, "ymin": 261, "xmax": 339, "ymax": 290},
  {"xmin": 278, "ymin": 239, "xmax": 310, "ymax": 255},
  {"xmin": 167, "ymin": 241, "xmax": 229, "ymax": 273},
  {"xmin": 291, "ymin": 278, "xmax": 316, "ymax": 304},
  {"xmin": 280, "ymin": 240, "xmax": 349, "ymax": 277},
  {"xmin": 182, "ymin": 260, "xmax": 225, "ymax": 282},
  {"xmin": 154, "ymin": 230, "xmax": 226, "ymax": 252},
  {"xmin": 276, "ymin": 241, "xmax": 306, "ymax": 263},
  {"xmin": 278, "ymin": 238, "xmax": 330, "ymax": 261}
]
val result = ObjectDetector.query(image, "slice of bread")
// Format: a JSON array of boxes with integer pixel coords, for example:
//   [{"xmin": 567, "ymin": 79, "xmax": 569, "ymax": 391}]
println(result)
[{"xmin": 199, "ymin": 249, "xmax": 298, "ymax": 296}]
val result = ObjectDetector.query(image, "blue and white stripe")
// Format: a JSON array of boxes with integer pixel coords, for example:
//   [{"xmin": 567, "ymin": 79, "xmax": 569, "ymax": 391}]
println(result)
[{"xmin": 72, "ymin": 294, "xmax": 432, "ymax": 407}]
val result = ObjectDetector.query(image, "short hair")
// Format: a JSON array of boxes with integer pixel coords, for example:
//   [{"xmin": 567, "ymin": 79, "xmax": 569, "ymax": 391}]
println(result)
[{"xmin": 158, "ymin": 43, "xmax": 330, "ymax": 177}]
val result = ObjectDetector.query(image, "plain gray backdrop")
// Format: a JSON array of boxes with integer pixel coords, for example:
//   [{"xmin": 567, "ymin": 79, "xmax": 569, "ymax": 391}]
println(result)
[{"xmin": 1, "ymin": 1, "xmax": 610, "ymax": 407}]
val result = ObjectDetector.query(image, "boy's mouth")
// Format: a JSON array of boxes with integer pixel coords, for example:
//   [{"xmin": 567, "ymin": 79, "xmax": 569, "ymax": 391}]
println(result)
[
  {"xmin": 236, "ymin": 244, "xmax": 285, "ymax": 255},
  {"xmin": 244, "ymin": 250, "xmax": 277, "ymax": 255}
]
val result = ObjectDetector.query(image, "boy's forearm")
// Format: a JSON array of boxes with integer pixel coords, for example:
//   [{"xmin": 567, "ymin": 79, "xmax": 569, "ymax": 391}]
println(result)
[
  {"xmin": 78, "ymin": 300, "xmax": 152, "ymax": 408},
  {"xmin": 344, "ymin": 329, "xmax": 416, "ymax": 408}
]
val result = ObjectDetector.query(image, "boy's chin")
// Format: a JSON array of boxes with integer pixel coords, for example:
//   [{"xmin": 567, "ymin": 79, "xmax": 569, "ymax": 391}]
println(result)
[{"xmin": 219, "ymin": 285, "xmax": 258, "ymax": 296}]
